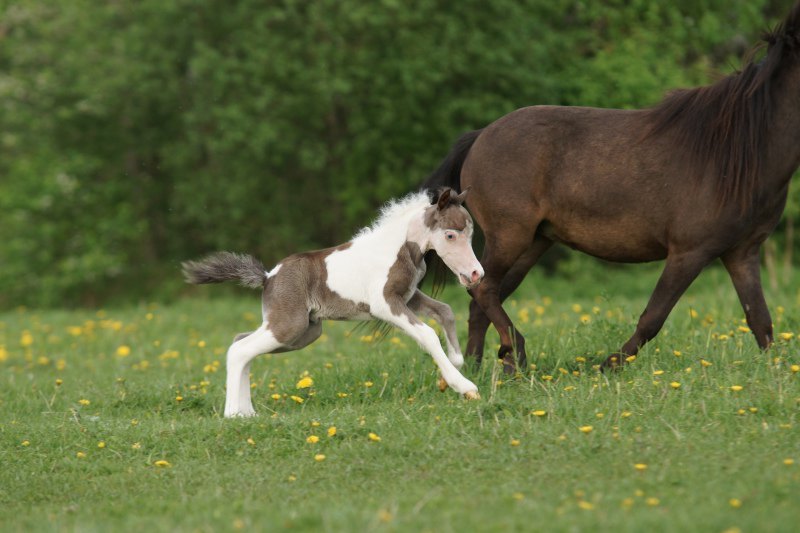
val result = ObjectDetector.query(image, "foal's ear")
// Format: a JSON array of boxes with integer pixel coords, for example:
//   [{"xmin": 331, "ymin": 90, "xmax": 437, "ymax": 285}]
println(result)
[
  {"xmin": 454, "ymin": 187, "xmax": 470, "ymax": 205},
  {"xmin": 436, "ymin": 188, "xmax": 452, "ymax": 210}
]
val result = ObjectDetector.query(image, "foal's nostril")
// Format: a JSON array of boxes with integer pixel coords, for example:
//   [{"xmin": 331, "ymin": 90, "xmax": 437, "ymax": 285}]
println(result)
[{"xmin": 470, "ymin": 270, "xmax": 482, "ymax": 283}]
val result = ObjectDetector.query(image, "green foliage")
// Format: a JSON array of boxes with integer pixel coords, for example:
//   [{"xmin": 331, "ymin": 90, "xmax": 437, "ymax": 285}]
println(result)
[{"xmin": 0, "ymin": 0, "xmax": 790, "ymax": 307}]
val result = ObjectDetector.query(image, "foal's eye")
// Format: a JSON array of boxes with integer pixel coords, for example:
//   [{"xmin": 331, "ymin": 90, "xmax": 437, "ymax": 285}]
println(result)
[{"xmin": 445, "ymin": 232, "xmax": 456, "ymax": 241}]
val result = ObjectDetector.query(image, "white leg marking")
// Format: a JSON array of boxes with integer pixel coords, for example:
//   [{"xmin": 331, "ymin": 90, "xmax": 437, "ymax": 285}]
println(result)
[
  {"xmin": 377, "ymin": 309, "xmax": 477, "ymax": 396},
  {"xmin": 224, "ymin": 325, "xmax": 282, "ymax": 418}
]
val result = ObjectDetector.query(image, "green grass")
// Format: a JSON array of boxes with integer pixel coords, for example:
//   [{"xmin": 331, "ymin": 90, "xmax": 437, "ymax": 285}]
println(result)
[{"xmin": 1, "ymin": 263, "xmax": 799, "ymax": 532}]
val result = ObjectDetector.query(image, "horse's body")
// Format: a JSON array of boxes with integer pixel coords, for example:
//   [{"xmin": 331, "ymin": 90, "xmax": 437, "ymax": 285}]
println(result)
[
  {"xmin": 183, "ymin": 188, "xmax": 484, "ymax": 417},
  {"xmin": 424, "ymin": 4, "xmax": 800, "ymax": 370}
]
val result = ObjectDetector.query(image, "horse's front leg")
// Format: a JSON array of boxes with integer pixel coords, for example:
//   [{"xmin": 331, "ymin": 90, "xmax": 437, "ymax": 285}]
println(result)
[
  {"xmin": 374, "ymin": 301, "xmax": 479, "ymax": 399},
  {"xmin": 721, "ymin": 246, "xmax": 773, "ymax": 349},
  {"xmin": 605, "ymin": 251, "xmax": 712, "ymax": 369}
]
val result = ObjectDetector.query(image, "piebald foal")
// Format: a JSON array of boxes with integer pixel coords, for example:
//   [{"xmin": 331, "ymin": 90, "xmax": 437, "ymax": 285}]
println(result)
[{"xmin": 182, "ymin": 188, "xmax": 484, "ymax": 417}]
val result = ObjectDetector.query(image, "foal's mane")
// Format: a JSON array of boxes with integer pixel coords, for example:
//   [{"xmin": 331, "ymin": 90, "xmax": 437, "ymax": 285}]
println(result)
[
  {"xmin": 354, "ymin": 191, "xmax": 431, "ymax": 239},
  {"xmin": 645, "ymin": 3, "xmax": 800, "ymax": 209}
]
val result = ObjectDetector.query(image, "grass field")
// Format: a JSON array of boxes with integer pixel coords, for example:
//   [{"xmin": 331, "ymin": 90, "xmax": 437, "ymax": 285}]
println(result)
[{"xmin": 2, "ymin": 262, "xmax": 799, "ymax": 532}]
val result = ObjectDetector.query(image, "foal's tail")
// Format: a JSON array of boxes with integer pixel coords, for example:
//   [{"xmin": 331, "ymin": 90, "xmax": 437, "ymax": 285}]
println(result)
[
  {"xmin": 420, "ymin": 129, "xmax": 483, "ymax": 193},
  {"xmin": 182, "ymin": 252, "xmax": 267, "ymax": 290}
]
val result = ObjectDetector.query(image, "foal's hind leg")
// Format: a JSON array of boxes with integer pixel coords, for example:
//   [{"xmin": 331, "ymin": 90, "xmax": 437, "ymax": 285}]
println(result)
[
  {"xmin": 467, "ymin": 237, "xmax": 552, "ymax": 366},
  {"xmin": 225, "ymin": 326, "xmax": 283, "ymax": 417}
]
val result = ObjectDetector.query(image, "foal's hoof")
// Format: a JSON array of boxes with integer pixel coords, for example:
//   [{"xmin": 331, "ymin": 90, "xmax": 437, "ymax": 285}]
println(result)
[
  {"xmin": 463, "ymin": 390, "xmax": 481, "ymax": 401},
  {"xmin": 437, "ymin": 377, "xmax": 448, "ymax": 392}
]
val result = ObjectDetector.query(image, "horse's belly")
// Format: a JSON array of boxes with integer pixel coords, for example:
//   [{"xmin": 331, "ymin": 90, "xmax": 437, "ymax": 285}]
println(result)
[{"xmin": 540, "ymin": 222, "xmax": 667, "ymax": 263}]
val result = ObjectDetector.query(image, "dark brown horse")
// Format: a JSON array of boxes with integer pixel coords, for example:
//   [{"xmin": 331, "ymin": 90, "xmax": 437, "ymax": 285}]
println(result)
[{"xmin": 424, "ymin": 3, "xmax": 800, "ymax": 371}]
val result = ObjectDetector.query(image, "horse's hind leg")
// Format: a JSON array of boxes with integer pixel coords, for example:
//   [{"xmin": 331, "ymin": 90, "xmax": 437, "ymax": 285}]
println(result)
[
  {"xmin": 468, "ymin": 223, "xmax": 539, "ymax": 373},
  {"xmin": 467, "ymin": 237, "xmax": 552, "ymax": 366}
]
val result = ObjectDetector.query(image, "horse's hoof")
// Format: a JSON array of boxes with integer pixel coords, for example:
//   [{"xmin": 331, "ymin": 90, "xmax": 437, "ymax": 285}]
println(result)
[
  {"xmin": 463, "ymin": 390, "xmax": 481, "ymax": 401},
  {"xmin": 600, "ymin": 354, "xmax": 625, "ymax": 372},
  {"xmin": 437, "ymin": 377, "xmax": 448, "ymax": 392}
]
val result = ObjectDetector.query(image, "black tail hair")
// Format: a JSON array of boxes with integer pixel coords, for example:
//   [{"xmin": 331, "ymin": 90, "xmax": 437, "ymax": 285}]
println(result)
[
  {"xmin": 420, "ymin": 129, "xmax": 483, "ymax": 193},
  {"xmin": 181, "ymin": 252, "xmax": 267, "ymax": 290},
  {"xmin": 420, "ymin": 129, "xmax": 483, "ymax": 295}
]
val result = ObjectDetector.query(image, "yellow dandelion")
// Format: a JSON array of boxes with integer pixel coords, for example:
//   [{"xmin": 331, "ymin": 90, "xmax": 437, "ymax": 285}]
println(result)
[
  {"xmin": 55, "ymin": 378, "xmax": 63, "ymax": 386},
  {"xmin": 779, "ymin": 332, "xmax": 794, "ymax": 341},
  {"xmin": 116, "ymin": 345, "xmax": 131, "ymax": 357},
  {"xmin": 621, "ymin": 411, "xmax": 633, "ymax": 418},
  {"xmin": 246, "ymin": 437, "xmax": 255, "ymax": 446},
  {"xmin": 749, "ymin": 407, "xmax": 758, "ymax": 413},
  {"xmin": 541, "ymin": 375, "xmax": 553, "ymax": 381},
  {"xmin": 20, "ymin": 331, "xmax": 33, "ymax": 347},
  {"xmin": 578, "ymin": 425, "xmax": 593, "ymax": 434},
  {"xmin": 737, "ymin": 408, "xmax": 747, "ymax": 415},
  {"xmin": 670, "ymin": 382, "xmax": 681, "ymax": 389},
  {"xmin": 154, "ymin": 460, "xmax": 171, "ymax": 468},
  {"xmin": 531, "ymin": 410, "xmax": 547, "ymax": 417},
  {"xmin": 97, "ymin": 441, "xmax": 106, "ymax": 449},
  {"xmin": 634, "ymin": 463, "xmax": 647, "ymax": 471},
  {"xmin": 622, "ymin": 497, "xmax": 635, "ymax": 508},
  {"xmin": 287, "ymin": 475, "xmax": 297, "ymax": 482},
  {"xmin": 737, "ymin": 326, "xmax": 751, "ymax": 333},
  {"xmin": 296, "ymin": 376, "xmax": 314, "ymax": 389},
  {"xmin": 783, "ymin": 458, "xmax": 795, "ymax": 466},
  {"xmin": 673, "ymin": 350, "xmax": 682, "ymax": 357},
  {"xmin": 132, "ymin": 442, "xmax": 141, "ymax": 450},
  {"xmin": 653, "ymin": 370, "xmax": 664, "ymax": 376},
  {"xmin": 571, "ymin": 303, "xmax": 582, "ymax": 313},
  {"xmin": 577, "ymin": 500, "xmax": 595, "ymax": 510},
  {"xmin": 271, "ymin": 393, "xmax": 281, "ymax": 400},
  {"xmin": 306, "ymin": 435, "xmax": 320, "ymax": 444},
  {"xmin": 78, "ymin": 399, "xmax": 90, "ymax": 406},
  {"xmin": 337, "ymin": 392, "xmax": 349, "ymax": 398},
  {"xmin": 701, "ymin": 359, "xmax": 712, "ymax": 367},
  {"xmin": 76, "ymin": 451, "xmax": 86, "ymax": 459},
  {"xmin": 21, "ymin": 440, "xmax": 30, "ymax": 447},
  {"xmin": 175, "ymin": 396, "xmax": 183, "ymax": 402},
  {"xmin": 791, "ymin": 365, "xmax": 799, "ymax": 373},
  {"xmin": 314, "ymin": 454, "xmax": 326, "ymax": 462},
  {"xmin": 364, "ymin": 381, "xmax": 374, "ymax": 388},
  {"xmin": 730, "ymin": 385, "xmax": 743, "ymax": 392},
  {"xmin": 729, "ymin": 498, "xmax": 742, "ymax": 508},
  {"xmin": 290, "ymin": 395, "xmax": 304, "ymax": 404},
  {"xmin": 368, "ymin": 432, "xmax": 381, "ymax": 442},
  {"xmin": 625, "ymin": 355, "xmax": 636, "ymax": 363},
  {"xmin": 512, "ymin": 492, "xmax": 524, "ymax": 501},
  {"xmin": 596, "ymin": 413, "xmax": 604, "ymax": 419},
  {"xmin": 646, "ymin": 497, "xmax": 660, "ymax": 506},
  {"xmin": 510, "ymin": 439, "xmax": 520, "ymax": 447},
  {"xmin": 580, "ymin": 314, "xmax": 591, "ymax": 324},
  {"xmin": 327, "ymin": 426, "xmax": 337, "ymax": 437}
]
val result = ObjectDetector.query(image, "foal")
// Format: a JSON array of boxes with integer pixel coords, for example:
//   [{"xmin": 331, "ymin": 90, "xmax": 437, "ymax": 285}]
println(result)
[{"xmin": 183, "ymin": 188, "xmax": 484, "ymax": 417}]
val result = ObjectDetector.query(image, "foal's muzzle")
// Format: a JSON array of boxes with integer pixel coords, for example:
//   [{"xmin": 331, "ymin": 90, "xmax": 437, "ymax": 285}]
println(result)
[{"xmin": 459, "ymin": 269, "xmax": 484, "ymax": 289}]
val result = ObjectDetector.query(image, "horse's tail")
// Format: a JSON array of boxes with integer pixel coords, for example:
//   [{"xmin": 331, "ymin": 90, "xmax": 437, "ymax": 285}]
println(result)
[
  {"xmin": 182, "ymin": 252, "xmax": 267, "ymax": 290},
  {"xmin": 420, "ymin": 129, "xmax": 483, "ymax": 193}
]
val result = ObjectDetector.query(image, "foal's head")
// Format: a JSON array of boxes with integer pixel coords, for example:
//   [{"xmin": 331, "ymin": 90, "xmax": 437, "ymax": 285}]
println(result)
[{"xmin": 425, "ymin": 188, "xmax": 484, "ymax": 289}]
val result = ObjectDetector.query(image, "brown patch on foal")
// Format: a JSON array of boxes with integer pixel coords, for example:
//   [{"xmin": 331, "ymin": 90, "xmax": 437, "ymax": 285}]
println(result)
[
  {"xmin": 383, "ymin": 241, "xmax": 425, "ymax": 324},
  {"xmin": 264, "ymin": 242, "xmax": 370, "ymax": 344}
]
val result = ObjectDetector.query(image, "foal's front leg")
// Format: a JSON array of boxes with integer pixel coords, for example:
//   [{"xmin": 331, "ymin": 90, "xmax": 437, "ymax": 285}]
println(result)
[
  {"xmin": 407, "ymin": 290, "xmax": 464, "ymax": 369},
  {"xmin": 375, "ymin": 300, "xmax": 479, "ymax": 399}
]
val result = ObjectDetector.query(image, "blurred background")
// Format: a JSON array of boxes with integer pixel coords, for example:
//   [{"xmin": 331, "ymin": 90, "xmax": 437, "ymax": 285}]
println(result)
[{"xmin": 0, "ymin": 0, "xmax": 796, "ymax": 309}]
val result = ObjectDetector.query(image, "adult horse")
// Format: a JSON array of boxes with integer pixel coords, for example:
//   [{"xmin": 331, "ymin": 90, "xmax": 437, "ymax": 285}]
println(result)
[{"xmin": 423, "ymin": 3, "xmax": 800, "ymax": 371}]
